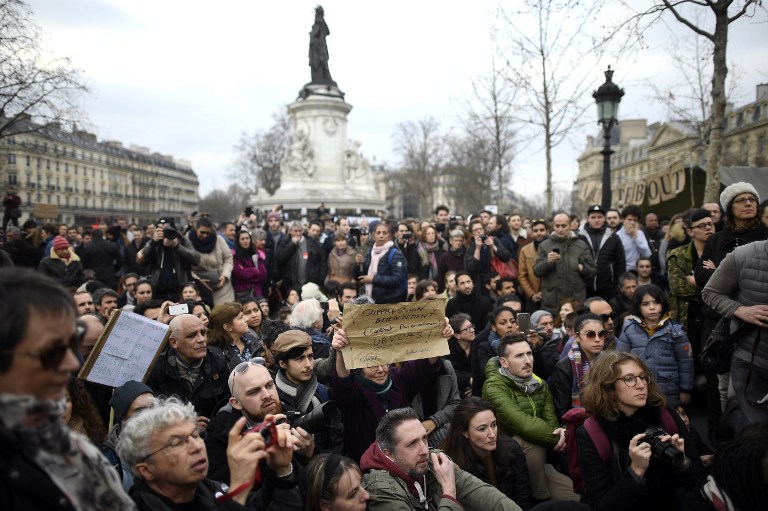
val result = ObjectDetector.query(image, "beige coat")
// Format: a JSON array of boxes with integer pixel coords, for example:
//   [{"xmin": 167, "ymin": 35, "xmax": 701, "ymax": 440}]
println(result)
[{"xmin": 190, "ymin": 235, "xmax": 235, "ymax": 304}]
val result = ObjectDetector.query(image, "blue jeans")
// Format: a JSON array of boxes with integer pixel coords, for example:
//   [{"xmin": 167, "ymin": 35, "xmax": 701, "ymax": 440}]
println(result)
[{"xmin": 728, "ymin": 356, "xmax": 768, "ymax": 433}]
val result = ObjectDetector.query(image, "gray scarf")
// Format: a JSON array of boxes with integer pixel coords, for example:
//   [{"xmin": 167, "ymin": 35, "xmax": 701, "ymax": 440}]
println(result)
[
  {"xmin": 0, "ymin": 393, "xmax": 136, "ymax": 510},
  {"xmin": 499, "ymin": 366, "xmax": 541, "ymax": 395},
  {"xmin": 275, "ymin": 369, "xmax": 320, "ymax": 415}
]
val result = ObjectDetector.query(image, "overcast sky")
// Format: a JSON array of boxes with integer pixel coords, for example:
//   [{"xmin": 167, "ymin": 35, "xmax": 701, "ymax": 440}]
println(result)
[{"xmin": 26, "ymin": 0, "xmax": 768, "ymax": 202}]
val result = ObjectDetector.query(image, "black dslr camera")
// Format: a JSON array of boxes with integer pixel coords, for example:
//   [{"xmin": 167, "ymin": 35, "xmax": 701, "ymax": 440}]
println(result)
[
  {"xmin": 638, "ymin": 428, "xmax": 685, "ymax": 465},
  {"xmin": 163, "ymin": 227, "xmax": 179, "ymax": 241},
  {"xmin": 285, "ymin": 401, "xmax": 342, "ymax": 435}
]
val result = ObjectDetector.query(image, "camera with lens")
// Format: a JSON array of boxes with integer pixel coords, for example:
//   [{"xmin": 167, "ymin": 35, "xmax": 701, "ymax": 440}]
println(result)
[
  {"xmin": 247, "ymin": 418, "xmax": 280, "ymax": 449},
  {"xmin": 402, "ymin": 232, "xmax": 413, "ymax": 241},
  {"xmin": 285, "ymin": 401, "xmax": 342, "ymax": 435},
  {"xmin": 638, "ymin": 427, "xmax": 685, "ymax": 465},
  {"xmin": 349, "ymin": 227, "xmax": 361, "ymax": 237},
  {"xmin": 480, "ymin": 234, "xmax": 489, "ymax": 242},
  {"xmin": 162, "ymin": 227, "xmax": 179, "ymax": 241}
]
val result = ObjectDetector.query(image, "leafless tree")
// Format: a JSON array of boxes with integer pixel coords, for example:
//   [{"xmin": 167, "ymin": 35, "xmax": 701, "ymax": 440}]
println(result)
[
  {"xmin": 441, "ymin": 133, "xmax": 495, "ymax": 215},
  {"xmin": 497, "ymin": 0, "xmax": 604, "ymax": 215},
  {"xmin": 602, "ymin": 0, "xmax": 765, "ymax": 202},
  {"xmin": 232, "ymin": 106, "xmax": 291, "ymax": 196},
  {"xmin": 391, "ymin": 117, "xmax": 446, "ymax": 218},
  {"xmin": 460, "ymin": 52, "xmax": 518, "ymax": 209},
  {"xmin": 197, "ymin": 183, "xmax": 250, "ymax": 224},
  {"xmin": 0, "ymin": 0, "xmax": 87, "ymax": 139}
]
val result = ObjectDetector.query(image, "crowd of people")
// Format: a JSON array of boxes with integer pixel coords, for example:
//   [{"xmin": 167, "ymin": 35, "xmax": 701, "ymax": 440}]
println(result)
[{"xmin": 1, "ymin": 182, "xmax": 767, "ymax": 510}]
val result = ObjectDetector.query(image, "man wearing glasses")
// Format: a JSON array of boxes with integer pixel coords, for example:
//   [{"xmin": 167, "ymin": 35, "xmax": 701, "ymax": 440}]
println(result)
[
  {"xmin": 117, "ymin": 396, "xmax": 300, "ymax": 509},
  {"xmin": 0, "ymin": 268, "xmax": 136, "ymax": 509}
]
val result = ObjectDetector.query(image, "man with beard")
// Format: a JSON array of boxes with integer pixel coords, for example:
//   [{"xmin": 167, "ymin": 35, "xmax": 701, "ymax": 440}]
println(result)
[
  {"xmin": 205, "ymin": 358, "xmax": 315, "ymax": 482},
  {"xmin": 579, "ymin": 204, "xmax": 626, "ymax": 301},
  {"xmin": 605, "ymin": 209, "xmax": 621, "ymax": 230},
  {"xmin": 518, "ymin": 219, "xmax": 547, "ymax": 312},
  {"xmin": 73, "ymin": 290, "xmax": 95, "ymax": 316},
  {"xmin": 360, "ymin": 408, "xmax": 523, "ymax": 511},
  {"xmin": 534, "ymin": 212, "xmax": 596, "ymax": 315},
  {"xmin": 483, "ymin": 334, "xmax": 578, "ymax": 502},
  {"xmin": 445, "ymin": 271, "xmax": 494, "ymax": 331}
]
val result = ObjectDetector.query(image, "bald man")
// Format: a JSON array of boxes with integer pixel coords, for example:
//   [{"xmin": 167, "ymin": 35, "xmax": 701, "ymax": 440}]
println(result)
[
  {"xmin": 534, "ymin": 212, "xmax": 596, "ymax": 315},
  {"xmin": 146, "ymin": 314, "xmax": 230, "ymax": 422}
]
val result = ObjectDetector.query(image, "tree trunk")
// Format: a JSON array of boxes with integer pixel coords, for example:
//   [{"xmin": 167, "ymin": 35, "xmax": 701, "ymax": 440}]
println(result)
[{"xmin": 703, "ymin": 4, "xmax": 729, "ymax": 203}]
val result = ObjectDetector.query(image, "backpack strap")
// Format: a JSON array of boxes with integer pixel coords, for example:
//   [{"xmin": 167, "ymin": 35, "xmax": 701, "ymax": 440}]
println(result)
[
  {"xmin": 584, "ymin": 416, "xmax": 612, "ymax": 463},
  {"xmin": 660, "ymin": 408, "xmax": 679, "ymax": 435},
  {"xmin": 316, "ymin": 383, "xmax": 330, "ymax": 402}
]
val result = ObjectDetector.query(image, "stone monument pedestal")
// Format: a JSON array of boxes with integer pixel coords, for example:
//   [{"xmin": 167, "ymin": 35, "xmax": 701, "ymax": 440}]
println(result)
[{"xmin": 251, "ymin": 84, "xmax": 385, "ymax": 217}]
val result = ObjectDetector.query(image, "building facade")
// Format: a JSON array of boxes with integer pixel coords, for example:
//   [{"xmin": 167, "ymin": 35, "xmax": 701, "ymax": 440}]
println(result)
[
  {"xmin": 573, "ymin": 84, "xmax": 768, "ymax": 213},
  {"xmin": 0, "ymin": 115, "xmax": 198, "ymax": 227}
]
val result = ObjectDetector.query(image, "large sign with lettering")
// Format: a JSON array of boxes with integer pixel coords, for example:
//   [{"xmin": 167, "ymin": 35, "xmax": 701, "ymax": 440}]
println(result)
[
  {"xmin": 340, "ymin": 299, "xmax": 449, "ymax": 369},
  {"xmin": 79, "ymin": 310, "xmax": 170, "ymax": 387},
  {"xmin": 581, "ymin": 162, "xmax": 687, "ymax": 207}
]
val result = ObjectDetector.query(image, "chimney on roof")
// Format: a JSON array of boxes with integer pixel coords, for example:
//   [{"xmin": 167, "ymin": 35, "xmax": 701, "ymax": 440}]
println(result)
[{"xmin": 757, "ymin": 84, "xmax": 768, "ymax": 102}]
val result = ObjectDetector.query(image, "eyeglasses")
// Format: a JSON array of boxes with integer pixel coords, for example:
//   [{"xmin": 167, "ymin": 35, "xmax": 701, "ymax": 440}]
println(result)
[
  {"xmin": 459, "ymin": 324, "xmax": 475, "ymax": 333},
  {"xmin": 598, "ymin": 313, "xmax": 616, "ymax": 323},
  {"xmin": 1, "ymin": 322, "xmax": 85, "ymax": 370},
  {"xmin": 617, "ymin": 374, "xmax": 650, "ymax": 388},
  {"xmin": 732, "ymin": 197, "xmax": 757, "ymax": 205},
  {"xmin": 580, "ymin": 330, "xmax": 607, "ymax": 339},
  {"xmin": 690, "ymin": 221, "xmax": 715, "ymax": 230},
  {"xmin": 141, "ymin": 426, "xmax": 207, "ymax": 461}
]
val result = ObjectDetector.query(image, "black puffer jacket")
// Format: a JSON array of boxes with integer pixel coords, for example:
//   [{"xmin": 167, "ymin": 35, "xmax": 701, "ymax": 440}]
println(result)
[
  {"xmin": 694, "ymin": 223, "xmax": 768, "ymax": 288},
  {"xmin": 353, "ymin": 245, "xmax": 408, "ymax": 304}
]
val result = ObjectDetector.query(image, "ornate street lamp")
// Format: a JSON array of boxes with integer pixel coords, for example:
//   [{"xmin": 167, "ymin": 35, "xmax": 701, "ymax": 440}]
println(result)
[{"xmin": 592, "ymin": 66, "xmax": 624, "ymax": 209}]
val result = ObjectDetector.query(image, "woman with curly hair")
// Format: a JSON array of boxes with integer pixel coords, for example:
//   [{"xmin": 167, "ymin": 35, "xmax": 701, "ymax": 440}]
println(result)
[
  {"xmin": 64, "ymin": 377, "xmax": 107, "ymax": 446},
  {"xmin": 576, "ymin": 350, "xmax": 700, "ymax": 511}
]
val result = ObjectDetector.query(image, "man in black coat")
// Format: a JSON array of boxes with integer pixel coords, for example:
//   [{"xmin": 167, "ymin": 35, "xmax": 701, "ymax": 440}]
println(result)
[
  {"xmin": 80, "ymin": 228, "xmax": 123, "ymax": 289},
  {"xmin": 275, "ymin": 221, "xmax": 326, "ymax": 296},
  {"xmin": 579, "ymin": 204, "xmax": 626, "ymax": 301},
  {"xmin": 445, "ymin": 271, "xmax": 494, "ymax": 331},
  {"xmin": 146, "ymin": 314, "xmax": 230, "ymax": 421}
]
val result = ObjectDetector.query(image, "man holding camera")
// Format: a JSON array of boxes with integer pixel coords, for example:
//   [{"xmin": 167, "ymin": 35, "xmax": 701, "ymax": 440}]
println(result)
[
  {"xmin": 117, "ymin": 397, "xmax": 301, "ymax": 510},
  {"xmin": 534, "ymin": 212, "xmax": 596, "ymax": 315},
  {"xmin": 137, "ymin": 219, "xmax": 200, "ymax": 301},
  {"xmin": 272, "ymin": 330, "xmax": 343, "ymax": 454},
  {"xmin": 205, "ymin": 357, "xmax": 316, "ymax": 482}
]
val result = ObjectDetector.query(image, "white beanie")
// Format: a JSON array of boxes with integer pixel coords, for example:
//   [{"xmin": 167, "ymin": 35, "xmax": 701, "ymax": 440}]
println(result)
[{"xmin": 720, "ymin": 182, "xmax": 759, "ymax": 211}]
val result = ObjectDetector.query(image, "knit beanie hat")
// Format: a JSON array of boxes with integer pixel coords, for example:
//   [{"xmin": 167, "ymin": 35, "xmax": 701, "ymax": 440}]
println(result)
[
  {"xmin": 531, "ymin": 310, "xmax": 553, "ymax": 327},
  {"xmin": 109, "ymin": 380, "xmax": 155, "ymax": 423},
  {"xmin": 267, "ymin": 212, "xmax": 282, "ymax": 222},
  {"xmin": 720, "ymin": 182, "xmax": 759, "ymax": 211},
  {"xmin": 52, "ymin": 235, "xmax": 70, "ymax": 251}
]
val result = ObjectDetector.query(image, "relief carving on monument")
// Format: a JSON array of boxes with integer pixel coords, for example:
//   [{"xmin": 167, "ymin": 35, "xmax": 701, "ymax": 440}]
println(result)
[
  {"xmin": 282, "ymin": 128, "xmax": 316, "ymax": 177},
  {"xmin": 323, "ymin": 117, "xmax": 339, "ymax": 136},
  {"xmin": 343, "ymin": 140, "xmax": 370, "ymax": 181}
]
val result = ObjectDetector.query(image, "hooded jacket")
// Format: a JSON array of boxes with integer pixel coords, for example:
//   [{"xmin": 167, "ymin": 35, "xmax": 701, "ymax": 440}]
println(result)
[{"xmin": 360, "ymin": 443, "xmax": 523, "ymax": 511}]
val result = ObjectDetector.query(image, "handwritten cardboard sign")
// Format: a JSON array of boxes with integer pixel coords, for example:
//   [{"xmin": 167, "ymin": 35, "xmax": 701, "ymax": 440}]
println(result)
[
  {"xmin": 341, "ymin": 299, "xmax": 448, "ymax": 369},
  {"xmin": 79, "ymin": 309, "xmax": 170, "ymax": 387}
]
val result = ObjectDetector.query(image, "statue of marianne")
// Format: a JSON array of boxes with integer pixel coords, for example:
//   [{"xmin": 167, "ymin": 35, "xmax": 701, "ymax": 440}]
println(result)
[{"xmin": 308, "ymin": 6, "xmax": 337, "ymax": 86}]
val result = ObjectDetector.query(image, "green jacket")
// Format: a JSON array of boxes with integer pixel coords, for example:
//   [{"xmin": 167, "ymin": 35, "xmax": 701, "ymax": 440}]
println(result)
[
  {"xmin": 362, "ymin": 449, "xmax": 523, "ymax": 511},
  {"xmin": 482, "ymin": 357, "xmax": 560, "ymax": 448},
  {"xmin": 666, "ymin": 242, "xmax": 702, "ymax": 329}
]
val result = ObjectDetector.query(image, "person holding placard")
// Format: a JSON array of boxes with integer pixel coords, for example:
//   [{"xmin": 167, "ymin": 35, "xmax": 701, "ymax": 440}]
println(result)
[{"xmin": 330, "ymin": 317, "xmax": 454, "ymax": 462}]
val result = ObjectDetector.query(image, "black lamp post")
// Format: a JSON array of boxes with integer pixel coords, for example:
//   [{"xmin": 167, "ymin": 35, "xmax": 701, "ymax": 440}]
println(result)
[{"xmin": 592, "ymin": 66, "xmax": 624, "ymax": 210}]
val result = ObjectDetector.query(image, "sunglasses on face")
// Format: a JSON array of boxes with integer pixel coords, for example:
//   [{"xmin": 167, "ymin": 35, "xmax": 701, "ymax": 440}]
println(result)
[
  {"xmin": 599, "ymin": 313, "xmax": 616, "ymax": 323},
  {"xmin": 580, "ymin": 329, "xmax": 608, "ymax": 339},
  {"xmin": 1, "ymin": 322, "xmax": 85, "ymax": 370}
]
